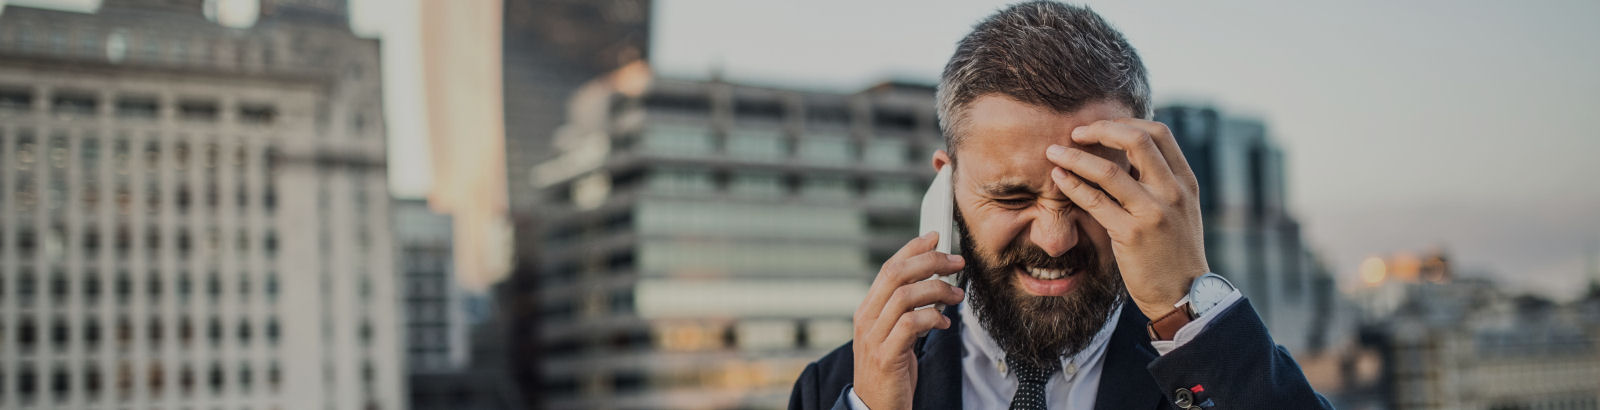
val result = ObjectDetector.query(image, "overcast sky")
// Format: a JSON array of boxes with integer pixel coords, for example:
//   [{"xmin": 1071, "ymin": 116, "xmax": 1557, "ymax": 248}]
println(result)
[{"xmin": 12, "ymin": 0, "xmax": 1599, "ymax": 300}]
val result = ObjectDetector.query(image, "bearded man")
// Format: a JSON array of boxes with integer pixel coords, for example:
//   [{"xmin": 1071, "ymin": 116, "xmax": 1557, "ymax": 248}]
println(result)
[{"xmin": 788, "ymin": 2, "xmax": 1332, "ymax": 409}]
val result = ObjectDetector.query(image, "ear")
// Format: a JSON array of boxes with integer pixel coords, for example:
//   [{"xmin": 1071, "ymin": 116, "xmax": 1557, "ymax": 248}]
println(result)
[{"xmin": 932, "ymin": 149, "xmax": 952, "ymax": 172}]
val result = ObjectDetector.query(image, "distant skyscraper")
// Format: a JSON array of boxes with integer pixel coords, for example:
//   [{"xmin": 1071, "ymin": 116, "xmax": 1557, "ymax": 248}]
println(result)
[
  {"xmin": 1156, "ymin": 105, "xmax": 1338, "ymax": 354},
  {"xmin": 498, "ymin": 0, "xmax": 652, "ymax": 402},
  {"xmin": 526, "ymin": 72, "xmax": 942, "ymax": 409},
  {"xmin": 0, "ymin": 2, "xmax": 402, "ymax": 409},
  {"xmin": 395, "ymin": 198, "xmax": 517, "ymax": 410}
]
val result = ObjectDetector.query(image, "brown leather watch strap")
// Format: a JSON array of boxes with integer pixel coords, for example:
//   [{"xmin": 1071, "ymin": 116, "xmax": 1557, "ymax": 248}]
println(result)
[{"xmin": 1146, "ymin": 303, "xmax": 1194, "ymax": 341}]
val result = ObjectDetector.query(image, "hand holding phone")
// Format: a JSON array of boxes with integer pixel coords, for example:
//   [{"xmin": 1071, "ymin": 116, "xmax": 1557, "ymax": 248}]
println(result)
[{"xmin": 849, "ymin": 163, "xmax": 968, "ymax": 410}]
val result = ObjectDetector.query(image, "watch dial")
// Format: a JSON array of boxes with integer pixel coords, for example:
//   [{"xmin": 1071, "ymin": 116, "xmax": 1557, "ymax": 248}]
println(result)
[{"xmin": 1193, "ymin": 276, "xmax": 1231, "ymax": 311}]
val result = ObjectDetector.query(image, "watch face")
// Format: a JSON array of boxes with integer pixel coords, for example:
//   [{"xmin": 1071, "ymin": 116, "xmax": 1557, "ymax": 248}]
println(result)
[{"xmin": 1190, "ymin": 275, "xmax": 1232, "ymax": 312}]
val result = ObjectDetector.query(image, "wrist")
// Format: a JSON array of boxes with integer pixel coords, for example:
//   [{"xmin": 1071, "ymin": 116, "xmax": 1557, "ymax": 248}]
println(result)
[{"xmin": 1131, "ymin": 277, "xmax": 1192, "ymax": 319}]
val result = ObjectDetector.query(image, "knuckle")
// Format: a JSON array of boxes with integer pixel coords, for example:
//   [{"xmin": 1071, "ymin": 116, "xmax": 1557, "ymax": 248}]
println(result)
[
  {"xmin": 890, "ymin": 287, "xmax": 912, "ymax": 307},
  {"xmin": 1150, "ymin": 122, "xmax": 1174, "ymax": 138},
  {"xmin": 1081, "ymin": 191, "xmax": 1106, "ymax": 209},
  {"xmin": 1095, "ymin": 162, "xmax": 1121, "ymax": 181}
]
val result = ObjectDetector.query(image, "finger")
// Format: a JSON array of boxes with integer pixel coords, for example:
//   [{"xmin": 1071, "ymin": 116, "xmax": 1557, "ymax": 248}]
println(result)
[
  {"xmin": 885, "ymin": 250, "xmax": 965, "ymax": 288},
  {"xmin": 1111, "ymin": 118, "xmax": 1198, "ymax": 191},
  {"xmin": 870, "ymin": 280, "xmax": 965, "ymax": 344},
  {"xmin": 881, "ymin": 307, "xmax": 953, "ymax": 356},
  {"xmin": 860, "ymin": 232, "xmax": 947, "ymax": 325},
  {"xmin": 1070, "ymin": 120, "xmax": 1177, "ymax": 191},
  {"xmin": 1051, "ymin": 166, "xmax": 1134, "ymax": 229},
  {"xmin": 862, "ymin": 250, "xmax": 962, "ymax": 329},
  {"xmin": 1045, "ymin": 145, "xmax": 1156, "ymax": 212}
]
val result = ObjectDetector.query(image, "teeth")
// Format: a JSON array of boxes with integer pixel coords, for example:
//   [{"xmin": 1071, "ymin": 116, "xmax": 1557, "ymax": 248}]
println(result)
[{"xmin": 1026, "ymin": 267, "xmax": 1069, "ymax": 280}]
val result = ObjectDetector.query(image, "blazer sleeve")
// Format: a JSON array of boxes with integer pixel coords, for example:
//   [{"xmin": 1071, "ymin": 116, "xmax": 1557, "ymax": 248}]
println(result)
[
  {"xmin": 1145, "ymin": 298, "xmax": 1334, "ymax": 409},
  {"xmin": 789, "ymin": 342, "xmax": 857, "ymax": 410}
]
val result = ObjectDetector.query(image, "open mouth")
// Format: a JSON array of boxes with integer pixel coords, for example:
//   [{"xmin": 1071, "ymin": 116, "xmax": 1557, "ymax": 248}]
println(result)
[
  {"xmin": 1014, "ymin": 265, "xmax": 1080, "ymax": 296},
  {"xmin": 1024, "ymin": 266, "xmax": 1074, "ymax": 280}
]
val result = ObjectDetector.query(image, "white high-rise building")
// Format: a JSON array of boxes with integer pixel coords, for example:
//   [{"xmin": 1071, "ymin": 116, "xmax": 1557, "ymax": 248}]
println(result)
[{"xmin": 0, "ymin": 1, "xmax": 403, "ymax": 410}]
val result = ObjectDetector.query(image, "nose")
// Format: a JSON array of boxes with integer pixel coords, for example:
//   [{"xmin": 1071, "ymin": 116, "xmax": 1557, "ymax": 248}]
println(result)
[{"xmin": 1028, "ymin": 206, "xmax": 1078, "ymax": 258}]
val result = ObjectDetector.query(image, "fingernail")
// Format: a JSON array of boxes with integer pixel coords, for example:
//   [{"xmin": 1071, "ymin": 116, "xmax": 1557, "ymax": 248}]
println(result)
[
  {"xmin": 1052, "ymin": 167, "xmax": 1068, "ymax": 180},
  {"xmin": 922, "ymin": 231, "xmax": 937, "ymax": 239},
  {"xmin": 1072, "ymin": 126, "xmax": 1087, "ymax": 138},
  {"xmin": 947, "ymin": 254, "xmax": 963, "ymax": 264},
  {"xmin": 1047, "ymin": 144, "xmax": 1066, "ymax": 156},
  {"xmin": 954, "ymin": 287, "xmax": 966, "ymax": 297}
]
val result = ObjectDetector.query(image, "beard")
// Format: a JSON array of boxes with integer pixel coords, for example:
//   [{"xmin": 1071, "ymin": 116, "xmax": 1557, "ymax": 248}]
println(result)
[{"xmin": 957, "ymin": 209, "xmax": 1126, "ymax": 370}]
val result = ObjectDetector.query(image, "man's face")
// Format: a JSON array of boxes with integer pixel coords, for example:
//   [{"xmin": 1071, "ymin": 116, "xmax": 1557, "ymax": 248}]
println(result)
[{"xmin": 943, "ymin": 95, "xmax": 1133, "ymax": 367}]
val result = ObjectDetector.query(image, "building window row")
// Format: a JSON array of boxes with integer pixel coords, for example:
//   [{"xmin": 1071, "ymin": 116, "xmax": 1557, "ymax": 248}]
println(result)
[
  {"xmin": 625, "ymin": 123, "xmax": 939, "ymax": 169},
  {"xmin": 0, "ymin": 85, "xmax": 277, "ymax": 125},
  {"xmin": 0, "ymin": 360, "xmax": 283, "ymax": 403},
  {"xmin": 617, "ymin": 166, "xmax": 921, "ymax": 206},
  {"xmin": 6, "ymin": 315, "xmax": 283, "ymax": 352}
]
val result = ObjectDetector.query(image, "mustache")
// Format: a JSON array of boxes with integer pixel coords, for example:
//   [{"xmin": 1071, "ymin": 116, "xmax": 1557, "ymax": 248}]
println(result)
[{"xmin": 993, "ymin": 232, "xmax": 1099, "ymax": 273}]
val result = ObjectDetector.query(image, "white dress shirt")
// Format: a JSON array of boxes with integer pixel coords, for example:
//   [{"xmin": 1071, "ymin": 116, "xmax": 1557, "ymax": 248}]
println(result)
[{"xmin": 846, "ymin": 285, "xmax": 1244, "ymax": 409}]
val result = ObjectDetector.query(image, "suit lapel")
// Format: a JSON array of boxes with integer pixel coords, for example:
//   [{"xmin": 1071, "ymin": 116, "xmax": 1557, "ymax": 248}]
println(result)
[
  {"xmin": 1094, "ymin": 301, "xmax": 1167, "ymax": 410},
  {"xmin": 912, "ymin": 304, "xmax": 964, "ymax": 410}
]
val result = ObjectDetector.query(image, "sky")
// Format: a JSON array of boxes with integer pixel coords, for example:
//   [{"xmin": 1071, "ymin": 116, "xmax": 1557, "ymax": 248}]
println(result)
[
  {"xmin": 10, "ymin": 0, "xmax": 1600, "ymax": 300},
  {"xmin": 652, "ymin": 0, "xmax": 1600, "ymax": 300}
]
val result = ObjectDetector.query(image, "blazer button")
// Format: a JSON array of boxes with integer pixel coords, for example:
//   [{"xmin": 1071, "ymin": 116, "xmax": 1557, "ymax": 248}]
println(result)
[{"xmin": 1173, "ymin": 388, "xmax": 1195, "ymax": 409}]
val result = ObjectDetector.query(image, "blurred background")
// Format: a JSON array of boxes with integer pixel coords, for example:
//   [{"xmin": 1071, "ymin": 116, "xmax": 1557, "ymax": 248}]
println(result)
[{"xmin": 0, "ymin": 0, "xmax": 1597, "ymax": 409}]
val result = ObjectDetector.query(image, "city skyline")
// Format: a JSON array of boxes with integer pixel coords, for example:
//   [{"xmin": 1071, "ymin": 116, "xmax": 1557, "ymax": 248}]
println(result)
[
  {"xmin": 389, "ymin": 0, "xmax": 1600, "ymax": 301},
  {"xmin": 644, "ymin": 0, "xmax": 1600, "ymax": 301},
  {"xmin": 11, "ymin": 0, "xmax": 1596, "ymax": 300}
]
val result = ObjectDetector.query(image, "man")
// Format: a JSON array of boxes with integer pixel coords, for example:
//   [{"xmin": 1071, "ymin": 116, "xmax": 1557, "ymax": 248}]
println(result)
[{"xmin": 788, "ymin": 2, "xmax": 1332, "ymax": 409}]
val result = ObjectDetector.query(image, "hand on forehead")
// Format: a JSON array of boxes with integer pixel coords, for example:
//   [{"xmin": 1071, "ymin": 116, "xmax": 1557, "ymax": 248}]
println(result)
[{"xmin": 955, "ymin": 95, "xmax": 1133, "ymax": 193}]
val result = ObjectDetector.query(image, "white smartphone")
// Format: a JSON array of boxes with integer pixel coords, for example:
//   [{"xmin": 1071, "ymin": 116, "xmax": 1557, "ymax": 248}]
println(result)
[{"xmin": 916, "ymin": 164, "xmax": 962, "ymax": 310}]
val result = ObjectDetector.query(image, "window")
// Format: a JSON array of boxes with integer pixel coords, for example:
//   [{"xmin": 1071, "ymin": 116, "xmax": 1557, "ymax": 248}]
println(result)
[
  {"xmin": 641, "ymin": 124, "xmax": 714, "ymax": 157},
  {"xmin": 866, "ymin": 178, "xmax": 918, "ymax": 206},
  {"xmin": 49, "ymin": 273, "xmax": 68, "ymax": 302},
  {"xmin": 115, "ymin": 97, "xmax": 158, "ymax": 119},
  {"xmin": 863, "ymin": 138, "xmax": 909, "ymax": 168},
  {"xmin": 240, "ymin": 104, "xmax": 276, "ymax": 125},
  {"xmin": 726, "ymin": 129, "xmax": 787, "ymax": 161},
  {"xmin": 51, "ymin": 93, "xmax": 97, "ymax": 116},
  {"xmin": 84, "ymin": 319, "xmax": 101, "ymax": 346},
  {"xmin": 177, "ymin": 100, "xmax": 218, "ymax": 122},
  {"xmin": 83, "ymin": 272, "xmax": 101, "ymax": 303},
  {"xmin": 0, "ymin": 88, "xmax": 32, "ymax": 111},
  {"xmin": 115, "ymin": 272, "xmax": 132, "ymax": 304},
  {"xmin": 800, "ymin": 176, "xmax": 854, "ymax": 200},
  {"xmin": 798, "ymin": 134, "xmax": 855, "ymax": 165},
  {"xmin": 52, "ymin": 321, "xmax": 69, "ymax": 345},
  {"xmin": 644, "ymin": 168, "xmax": 714, "ymax": 194},
  {"xmin": 729, "ymin": 172, "xmax": 785, "ymax": 198}
]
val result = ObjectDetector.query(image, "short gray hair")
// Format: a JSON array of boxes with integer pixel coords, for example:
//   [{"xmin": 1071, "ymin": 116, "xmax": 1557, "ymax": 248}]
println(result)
[{"xmin": 936, "ymin": 1, "xmax": 1151, "ymax": 160}]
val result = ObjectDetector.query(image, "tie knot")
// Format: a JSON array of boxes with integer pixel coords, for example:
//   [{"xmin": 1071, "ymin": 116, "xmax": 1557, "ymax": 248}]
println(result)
[{"xmin": 1005, "ymin": 356, "xmax": 1059, "ymax": 383}]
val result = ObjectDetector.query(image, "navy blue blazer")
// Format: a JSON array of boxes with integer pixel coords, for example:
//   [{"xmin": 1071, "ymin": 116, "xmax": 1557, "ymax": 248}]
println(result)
[{"xmin": 788, "ymin": 298, "xmax": 1332, "ymax": 410}]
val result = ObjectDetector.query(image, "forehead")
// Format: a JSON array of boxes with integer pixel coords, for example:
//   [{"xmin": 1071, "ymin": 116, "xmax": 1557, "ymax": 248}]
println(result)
[{"xmin": 956, "ymin": 95, "xmax": 1133, "ymax": 193}]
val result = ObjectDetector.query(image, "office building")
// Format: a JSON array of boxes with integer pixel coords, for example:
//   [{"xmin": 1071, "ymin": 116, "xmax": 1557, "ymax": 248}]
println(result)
[
  {"xmin": 526, "ymin": 71, "xmax": 941, "ymax": 409},
  {"xmin": 0, "ymin": 1, "xmax": 402, "ymax": 409},
  {"xmin": 1156, "ymin": 105, "xmax": 1341, "ymax": 354}
]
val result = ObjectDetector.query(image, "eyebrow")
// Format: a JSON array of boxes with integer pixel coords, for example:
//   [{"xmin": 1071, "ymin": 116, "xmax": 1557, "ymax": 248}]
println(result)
[{"xmin": 979, "ymin": 180, "xmax": 1039, "ymax": 197}]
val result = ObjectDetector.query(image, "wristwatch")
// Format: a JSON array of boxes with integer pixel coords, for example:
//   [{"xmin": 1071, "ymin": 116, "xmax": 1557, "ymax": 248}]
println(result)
[{"xmin": 1147, "ymin": 272, "xmax": 1235, "ymax": 341}]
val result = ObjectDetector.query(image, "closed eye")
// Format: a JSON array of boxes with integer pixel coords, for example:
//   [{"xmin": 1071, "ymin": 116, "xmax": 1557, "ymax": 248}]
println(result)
[{"xmin": 992, "ymin": 197, "xmax": 1033, "ymax": 209}]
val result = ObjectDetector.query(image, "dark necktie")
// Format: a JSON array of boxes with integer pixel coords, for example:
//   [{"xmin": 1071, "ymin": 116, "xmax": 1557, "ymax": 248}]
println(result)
[{"xmin": 1007, "ymin": 356, "xmax": 1059, "ymax": 410}]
